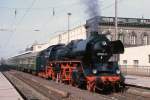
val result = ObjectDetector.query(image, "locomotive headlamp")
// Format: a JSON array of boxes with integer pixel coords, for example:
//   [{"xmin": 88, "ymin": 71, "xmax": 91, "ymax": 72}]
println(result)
[
  {"xmin": 102, "ymin": 41, "xmax": 107, "ymax": 46},
  {"xmin": 92, "ymin": 69, "xmax": 97, "ymax": 74},
  {"xmin": 116, "ymin": 70, "xmax": 121, "ymax": 74}
]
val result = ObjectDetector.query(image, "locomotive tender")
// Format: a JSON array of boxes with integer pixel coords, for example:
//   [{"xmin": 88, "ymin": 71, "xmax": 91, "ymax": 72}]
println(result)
[{"xmin": 8, "ymin": 32, "xmax": 125, "ymax": 92}]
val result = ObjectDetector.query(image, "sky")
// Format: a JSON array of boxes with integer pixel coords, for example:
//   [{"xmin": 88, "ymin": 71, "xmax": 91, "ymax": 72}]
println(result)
[{"xmin": 0, "ymin": 0, "xmax": 150, "ymax": 58}]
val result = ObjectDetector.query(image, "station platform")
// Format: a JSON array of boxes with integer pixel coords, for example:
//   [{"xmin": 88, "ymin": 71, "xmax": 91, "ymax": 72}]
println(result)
[
  {"xmin": 125, "ymin": 75, "xmax": 150, "ymax": 89},
  {"xmin": 0, "ymin": 72, "xmax": 23, "ymax": 100}
]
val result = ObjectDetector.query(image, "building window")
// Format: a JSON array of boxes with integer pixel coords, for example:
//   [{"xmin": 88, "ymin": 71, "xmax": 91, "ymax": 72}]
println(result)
[
  {"xmin": 130, "ymin": 34, "xmax": 136, "ymax": 45},
  {"xmin": 118, "ymin": 34, "xmax": 124, "ymax": 43},
  {"xmin": 143, "ymin": 35, "xmax": 148, "ymax": 45},
  {"xmin": 133, "ymin": 60, "xmax": 139, "ymax": 66},
  {"xmin": 123, "ymin": 60, "xmax": 127, "ymax": 65}
]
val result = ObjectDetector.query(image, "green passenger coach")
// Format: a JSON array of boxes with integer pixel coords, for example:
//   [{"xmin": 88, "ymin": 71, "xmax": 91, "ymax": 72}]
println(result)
[{"xmin": 9, "ymin": 52, "xmax": 43, "ymax": 74}]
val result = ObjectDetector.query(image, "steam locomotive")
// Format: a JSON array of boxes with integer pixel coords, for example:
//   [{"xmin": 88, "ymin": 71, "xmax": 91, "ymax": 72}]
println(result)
[{"xmin": 8, "ymin": 32, "xmax": 125, "ymax": 92}]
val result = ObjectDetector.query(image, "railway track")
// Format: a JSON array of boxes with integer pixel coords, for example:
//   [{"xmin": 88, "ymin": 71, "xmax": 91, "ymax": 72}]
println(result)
[
  {"xmin": 107, "ymin": 92, "xmax": 150, "ymax": 100},
  {"xmin": 3, "ymin": 70, "xmax": 110, "ymax": 100},
  {"xmin": 3, "ymin": 71, "xmax": 67, "ymax": 100},
  {"xmin": 3, "ymin": 69, "xmax": 150, "ymax": 100},
  {"xmin": 105, "ymin": 85, "xmax": 150, "ymax": 100}
]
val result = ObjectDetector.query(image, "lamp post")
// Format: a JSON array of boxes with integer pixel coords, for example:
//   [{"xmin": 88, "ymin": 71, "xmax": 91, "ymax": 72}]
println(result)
[
  {"xmin": 67, "ymin": 12, "xmax": 71, "ymax": 43},
  {"xmin": 115, "ymin": 0, "xmax": 119, "ymax": 62},
  {"xmin": 115, "ymin": 0, "xmax": 118, "ymax": 40}
]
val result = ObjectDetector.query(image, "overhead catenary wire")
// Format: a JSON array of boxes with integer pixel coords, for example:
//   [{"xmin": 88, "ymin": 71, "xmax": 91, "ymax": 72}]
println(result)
[
  {"xmin": 41, "ymin": 0, "xmax": 124, "ymax": 40},
  {"xmin": 101, "ymin": 0, "xmax": 124, "ymax": 11},
  {"xmin": 54, "ymin": 0, "xmax": 125, "ymax": 36},
  {"xmin": 2, "ymin": 0, "xmax": 124, "ymax": 40},
  {"xmin": 0, "ymin": 0, "xmax": 124, "ymax": 33},
  {"xmin": 0, "ymin": 0, "xmax": 109, "ymax": 10},
  {"xmin": 4, "ymin": 0, "xmax": 37, "ymax": 49},
  {"xmin": 0, "ymin": 1, "xmax": 80, "ymax": 10},
  {"xmin": 16, "ymin": 0, "xmax": 37, "ymax": 26},
  {"xmin": 1, "ymin": 0, "xmax": 125, "ymax": 57},
  {"xmin": 45, "ymin": 0, "xmax": 124, "ymax": 27}
]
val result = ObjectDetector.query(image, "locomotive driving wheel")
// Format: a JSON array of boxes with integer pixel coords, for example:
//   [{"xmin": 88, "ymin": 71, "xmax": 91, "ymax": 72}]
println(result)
[
  {"xmin": 71, "ymin": 78, "xmax": 81, "ymax": 88},
  {"xmin": 87, "ymin": 81, "xmax": 96, "ymax": 92},
  {"xmin": 71, "ymin": 78, "xmax": 77, "ymax": 87}
]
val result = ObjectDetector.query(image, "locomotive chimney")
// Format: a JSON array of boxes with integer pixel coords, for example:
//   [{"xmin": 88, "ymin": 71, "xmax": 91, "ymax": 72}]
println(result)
[
  {"xmin": 85, "ymin": 16, "xmax": 101, "ymax": 38},
  {"xmin": 81, "ymin": 0, "xmax": 101, "ymax": 38}
]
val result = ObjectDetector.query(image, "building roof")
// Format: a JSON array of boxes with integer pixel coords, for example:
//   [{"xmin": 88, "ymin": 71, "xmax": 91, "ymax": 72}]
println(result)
[
  {"xmin": 87, "ymin": 16, "xmax": 150, "ymax": 28},
  {"xmin": 11, "ymin": 52, "xmax": 39, "ymax": 59}
]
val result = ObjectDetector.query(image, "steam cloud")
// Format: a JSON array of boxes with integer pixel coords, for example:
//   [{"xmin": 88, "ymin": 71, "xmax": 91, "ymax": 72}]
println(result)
[{"xmin": 81, "ymin": 0, "xmax": 100, "ymax": 18}]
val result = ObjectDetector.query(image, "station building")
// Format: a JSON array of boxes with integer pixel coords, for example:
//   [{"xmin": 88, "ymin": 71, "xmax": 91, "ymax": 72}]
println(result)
[
  {"xmin": 30, "ymin": 43, "xmax": 50, "ymax": 52},
  {"xmin": 86, "ymin": 16, "xmax": 150, "ymax": 47},
  {"xmin": 49, "ymin": 25, "xmax": 86, "ymax": 45},
  {"xmin": 120, "ymin": 45, "xmax": 150, "ymax": 67},
  {"xmin": 22, "ymin": 43, "xmax": 51, "ymax": 53},
  {"xmin": 49, "ymin": 16, "xmax": 150, "ymax": 48},
  {"xmin": 119, "ymin": 45, "xmax": 150, "ymax": 76}
]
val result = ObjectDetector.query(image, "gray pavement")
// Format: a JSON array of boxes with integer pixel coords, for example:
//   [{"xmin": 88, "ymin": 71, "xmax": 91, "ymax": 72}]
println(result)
[
  {"xmin": 0, "ymin": 72, "xmax": 23, "ymax": 100},
  {"xmin": 125, "ymin": 75, "xmax": 150, "ymax": 88}
]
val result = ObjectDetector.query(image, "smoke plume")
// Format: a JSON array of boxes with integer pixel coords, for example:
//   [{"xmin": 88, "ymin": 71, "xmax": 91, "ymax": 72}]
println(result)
[{"xmin": 81, "ymin": 0, "xmax": 100, "ymax": 18}]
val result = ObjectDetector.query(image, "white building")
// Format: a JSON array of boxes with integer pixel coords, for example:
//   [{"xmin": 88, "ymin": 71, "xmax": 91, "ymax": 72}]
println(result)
[
  {"xmin": 120, "ymin": 45, "xmax": 150, "ymax": 67},
  {"xmin": 31, "ymin": 43, "xmax": 51, "ymax": 52},
  {"xmin": 24, "ymin": 43, "xmax": 51, "ymax": 53},
  {"xmin": 49, "ymin": 25, "xmax": 86, "ymax": 45}
]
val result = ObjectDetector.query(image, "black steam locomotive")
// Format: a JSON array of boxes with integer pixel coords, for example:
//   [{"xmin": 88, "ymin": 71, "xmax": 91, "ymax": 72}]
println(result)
[{"xmin": 9, "ymin": 32, "xmax": 125, "ymax": 92}]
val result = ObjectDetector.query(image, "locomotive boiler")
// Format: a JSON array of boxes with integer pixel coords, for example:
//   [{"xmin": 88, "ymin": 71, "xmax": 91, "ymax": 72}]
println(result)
[{"xmin": 50, "ymin": 32, "xmax": 124, "ymax": 62}]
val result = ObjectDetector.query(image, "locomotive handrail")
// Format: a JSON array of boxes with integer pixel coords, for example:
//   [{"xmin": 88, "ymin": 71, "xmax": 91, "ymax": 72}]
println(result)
[{"xmin": 48, "ymin": 60, "xmax": 81, "ymax": 63}]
